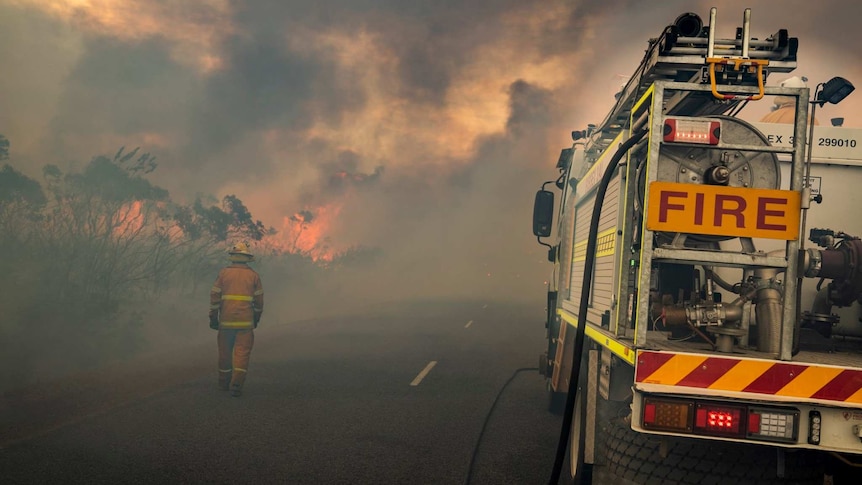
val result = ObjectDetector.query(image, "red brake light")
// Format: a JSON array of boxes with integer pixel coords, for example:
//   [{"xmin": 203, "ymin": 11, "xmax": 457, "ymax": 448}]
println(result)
[
  {"xmin": 748, "ymin": 412, "xmax": 760, "ymax": 434},
  {"xmin": 663, "ymin": 118, "xmax": 721, "ymax": 145},
  {"xmin": 693, "ymin": 403, "xmax": 744, "ymax": 437},
  {"xmin": 640, "ymin": 396, "xmax": 799, "ymax": 443},
  {"xmin": 644, "ymin": 403, "xmax": 656, "ymax": 424}
]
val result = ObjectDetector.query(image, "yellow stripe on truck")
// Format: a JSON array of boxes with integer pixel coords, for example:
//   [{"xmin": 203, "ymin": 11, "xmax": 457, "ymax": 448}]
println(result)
[
  {"xmin": 572, "ymin": 228, "xmax": 617, "ymax": 262},
  {"xmin": 637, "ymin": 350, "xmax": 862, "ymax": 405},
  {"xmin": 707, "ymin": 360, "xmax": 773, "ymax": 392},
  {"xmin": 641, "ymin": 354, "xmax": 707, "ymax": 385},
  {"xmin": 557, "ymin": 308, "xmax": 636, "ymax": 365},
  {"xmin": 775, "ymin": 366, "xmax": 844, "ymax": 398}
]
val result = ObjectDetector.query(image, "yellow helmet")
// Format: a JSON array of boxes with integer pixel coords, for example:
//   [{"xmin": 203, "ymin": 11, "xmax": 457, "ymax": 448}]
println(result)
[{"xmin": 228, "ymin": 242, "xmax": 254, "ymax": 262}]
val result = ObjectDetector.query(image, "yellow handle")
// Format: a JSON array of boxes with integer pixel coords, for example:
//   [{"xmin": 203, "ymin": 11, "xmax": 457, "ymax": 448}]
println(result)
[{"xmin": 707, "ymin": 58, "xmax": 769, "ymax": 101}]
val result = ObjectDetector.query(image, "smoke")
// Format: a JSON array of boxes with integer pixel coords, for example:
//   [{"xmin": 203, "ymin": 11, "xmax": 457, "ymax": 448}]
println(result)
[{"xmin": 2, "ymin": 0, "xmax": 862, "ymax": 314}]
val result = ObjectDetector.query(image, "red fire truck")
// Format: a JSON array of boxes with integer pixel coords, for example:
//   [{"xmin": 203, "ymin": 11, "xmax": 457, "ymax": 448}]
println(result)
[{"xmin": 533, "ymin": 8, "xmax": 861, "ymax": 484}]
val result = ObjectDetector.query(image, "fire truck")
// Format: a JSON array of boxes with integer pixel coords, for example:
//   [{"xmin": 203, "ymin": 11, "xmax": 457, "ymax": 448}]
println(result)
[{"xmin": 532, "ymin": 8, "xmax": 861, "ymax": 483}]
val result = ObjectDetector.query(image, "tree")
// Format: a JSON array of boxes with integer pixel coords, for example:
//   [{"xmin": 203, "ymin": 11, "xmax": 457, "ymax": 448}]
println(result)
[
  {"xmin": 170, "ymin": 194, "xmax": 271, "ymax": 292},
  {"xmin": 34, "ymin": 153, "xmax": 169, "ymax": 306},
  {"xmin": 0, "ymin": 164, "xmax": 46, "ymax": 212},
  {"xmin": 0, "ymin": 144, "xmax": 285, "ymax": 386}
]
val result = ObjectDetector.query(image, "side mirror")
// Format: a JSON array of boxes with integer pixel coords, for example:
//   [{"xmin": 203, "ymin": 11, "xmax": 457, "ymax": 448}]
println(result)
[{"xmin": 533, "ymin": 190, "xmax": 554, "ymax": 237}]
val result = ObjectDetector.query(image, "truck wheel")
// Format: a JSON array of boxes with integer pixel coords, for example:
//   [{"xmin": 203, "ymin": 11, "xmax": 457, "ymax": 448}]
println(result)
[
  {"xmin": 595, "ymin": 398, "xmax": 825, "ymax": 485},
  {"xmin": 561, "ymin": 385, "xmax": 592, "ymax": 484}
]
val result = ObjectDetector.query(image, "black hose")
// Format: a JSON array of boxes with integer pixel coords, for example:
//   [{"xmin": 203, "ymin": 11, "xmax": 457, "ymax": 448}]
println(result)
[
  {"xmin": 464, "ymin": 367, "xmax": 539, "ymax": 485},
  {"xmin": 548, "ymin": 128, "xmax": 648, "ymax": 484}
]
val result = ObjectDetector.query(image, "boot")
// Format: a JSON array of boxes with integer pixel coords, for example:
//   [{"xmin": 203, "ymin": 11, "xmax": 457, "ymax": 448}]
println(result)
[{"xmin": 229, "ymin": 385, "xmax": 242, "ymax": 397}]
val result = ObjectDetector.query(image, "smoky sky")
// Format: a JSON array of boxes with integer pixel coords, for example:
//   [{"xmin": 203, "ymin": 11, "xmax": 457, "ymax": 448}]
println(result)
[{"xmin": 2, "ymin": 0, "xmax": 861, "ymax": 302}]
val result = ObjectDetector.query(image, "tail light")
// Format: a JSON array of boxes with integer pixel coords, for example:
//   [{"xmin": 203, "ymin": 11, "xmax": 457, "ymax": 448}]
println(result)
[
  {"xmin": 663, "ymin": 118, "xmax": 721, "ymax": 145},
  {"xmin": 747, "ymin": 407, "xmax": 799, "ymax": 443},
  {"xmin": 694, "ymin": 403, "xmax": 745, "ymax": 437},
  {"xmin": 640, "ymin": 395, "xmax": 800, "ymax": 443},
  {"xmin": 643, "ymin": 397, "xmax": 694, "ymax": 433}
]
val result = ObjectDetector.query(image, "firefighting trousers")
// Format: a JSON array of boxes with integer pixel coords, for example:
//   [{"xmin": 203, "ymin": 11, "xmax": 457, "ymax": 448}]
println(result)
[{"xmin": 217, "ymin": 328, "xmax": 254, "ymax": 390}]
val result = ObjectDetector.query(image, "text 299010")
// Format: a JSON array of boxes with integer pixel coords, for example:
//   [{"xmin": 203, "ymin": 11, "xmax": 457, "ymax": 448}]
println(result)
[{"xmin": 818, "ymin": 137, "xmax": 857, "ymax": 148}]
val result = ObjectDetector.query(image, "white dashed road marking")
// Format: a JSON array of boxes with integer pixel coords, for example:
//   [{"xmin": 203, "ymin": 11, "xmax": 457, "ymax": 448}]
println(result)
[
  {"xmin": 465, "ymin": 320, "xmax": 473, "ymax": 328},
  {"xmin": 410, "ymin": 361, "xmax": 437, "ymax": 386}
]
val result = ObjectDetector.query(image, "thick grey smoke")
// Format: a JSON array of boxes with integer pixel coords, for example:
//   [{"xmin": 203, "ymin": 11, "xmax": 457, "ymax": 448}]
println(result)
[{"xmin": 1, "ymin": 0, "xmax": 860, "ymax": 311}]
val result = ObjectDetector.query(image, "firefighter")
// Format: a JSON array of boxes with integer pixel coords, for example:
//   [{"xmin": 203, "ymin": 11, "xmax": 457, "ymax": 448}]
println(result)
[
  {"xmin": 209, "ymin": 242, "xmax": 264, "ymax": 397},
  {"xmin": 760, "ymin": 76, "xmax": 819, "ymax": 125}
]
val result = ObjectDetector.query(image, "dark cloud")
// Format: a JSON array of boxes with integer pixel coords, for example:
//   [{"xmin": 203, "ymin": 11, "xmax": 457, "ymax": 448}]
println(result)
[
  {"xmin": 5, "ymin": 0, "xmax": 860, "ymax": 306},
  {"xmin": 187, "ymin": 35, "xmax": 318, "ymax": 164},
  {"xmin": 506, "ymin": 80, "xmax": 554, "ymax": 136},
  {"xmin": 46, "ymin": 36, "xmax": 192, "ymax": 154}
]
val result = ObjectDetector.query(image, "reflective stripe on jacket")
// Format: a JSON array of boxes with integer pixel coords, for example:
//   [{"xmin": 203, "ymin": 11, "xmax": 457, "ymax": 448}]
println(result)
[{"xmin": 210, "ymin": 263, "xmax": 264, "ymax": 329}]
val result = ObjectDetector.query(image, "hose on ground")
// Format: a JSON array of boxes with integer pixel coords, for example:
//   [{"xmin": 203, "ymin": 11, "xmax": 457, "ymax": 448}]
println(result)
[{"xmin": 464, "ymin": 366, "xmax": 540, "ymax": 485}]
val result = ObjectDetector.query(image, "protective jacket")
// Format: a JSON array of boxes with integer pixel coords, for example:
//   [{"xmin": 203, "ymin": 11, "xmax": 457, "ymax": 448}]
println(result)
[
  {"xmin": 759, "ymin": 103, "xmax": 819, "ymax": 125},
  {"xmin": 210, "ymin": 263, "xmax": 264, "ymax": 329}
]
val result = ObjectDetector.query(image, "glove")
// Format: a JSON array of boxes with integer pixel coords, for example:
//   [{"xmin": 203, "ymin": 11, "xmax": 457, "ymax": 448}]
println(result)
[
  {"xmin": 253, "ymin": 313, "xmax": 261, "ymax": 329},
  {"xmin": 209, "ymin": 314, "xmax": 219, "ymax": 330}
]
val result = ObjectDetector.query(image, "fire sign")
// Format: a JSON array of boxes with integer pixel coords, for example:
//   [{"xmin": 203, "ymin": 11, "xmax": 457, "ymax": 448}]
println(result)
[{"xmin": 646, "ymin": 181, "xmax": 801, "ymax": 240}]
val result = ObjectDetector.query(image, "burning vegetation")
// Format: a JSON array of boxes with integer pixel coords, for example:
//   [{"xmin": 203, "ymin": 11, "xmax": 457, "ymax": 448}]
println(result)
[
  {"xmin": 274, "ymin": 205, "xmax": 342, "ymax": 262},
  {"xmin": 0, "ymin": 137, "xmax": 374, "ymax": 390}
]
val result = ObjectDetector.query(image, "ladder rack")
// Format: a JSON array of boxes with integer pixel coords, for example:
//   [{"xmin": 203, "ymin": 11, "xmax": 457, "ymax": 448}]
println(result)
[{"xmin": 585, "ymin": 8, "xmax": 798, "ymax": 160}]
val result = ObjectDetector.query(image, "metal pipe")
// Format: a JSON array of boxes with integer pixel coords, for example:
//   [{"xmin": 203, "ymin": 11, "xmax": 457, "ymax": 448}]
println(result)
[
  {"xmin": 741, "ymin": 9, "xmax": 752, "ymax": 58},
  {"xmin": 675, "ymin": 37, "xmax": 784, "ymax": 48},
  {"xmin": 704, "ymin": 266, "xmax": 740, "ymax": 293},
  {"xmin": 811, "ymin": 287, "xmax": 833, "ymax": 315},
  {"xmin": 666, "ymin": 47, "xmax": 792, "ymax": 59},
  {"xmin": 725, "ymin": 303, "xmax": 744, "ymax": 322},
  {"xmin": 756, "ymin": 278, "xmax": 782, "ymax": 355},
  {"xmin": 801, "ymin": 85, "xmax": 822, "ymax": 253},
  {"xmin": 790, "ymin": 85, "xmax": 819, "ymax": 358},
  {"xmin": 754, "ymin": 250, "xmax": 787, "ymax": 354},
  {"xmin": 707, "ymin": 7, "xmax": 717, "ymax": 59}
]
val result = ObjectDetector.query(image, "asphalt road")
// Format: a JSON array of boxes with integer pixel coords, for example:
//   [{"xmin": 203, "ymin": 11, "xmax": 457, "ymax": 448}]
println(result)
[{"xmin": 0, "ymin": 299, "xmax": 563, "ymax": 484}]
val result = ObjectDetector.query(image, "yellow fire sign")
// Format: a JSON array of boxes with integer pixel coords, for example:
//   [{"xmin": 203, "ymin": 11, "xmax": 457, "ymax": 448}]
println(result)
[{"xmin": 646, "ymin": 182, "xmax": 801, "ymax": 240}]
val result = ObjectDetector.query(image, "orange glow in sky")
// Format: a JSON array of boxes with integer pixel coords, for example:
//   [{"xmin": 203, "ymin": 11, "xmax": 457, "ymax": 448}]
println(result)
[
  {"xmin": 8, "ymin": 0, "xmax": 233, "ymax": 72},
  {"xmin": 6, "ymin": 0, "xmax": 861, "ymax": 266}
]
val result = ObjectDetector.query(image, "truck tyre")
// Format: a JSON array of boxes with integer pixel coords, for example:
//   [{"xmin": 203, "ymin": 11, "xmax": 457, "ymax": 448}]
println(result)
[
  {"xmin": 594, "ymin": 398, "xmax": 825, "ymax": 485},
  {"xmin": 561, "ymin": 384, "xmax": 592, "ymax": 484}
]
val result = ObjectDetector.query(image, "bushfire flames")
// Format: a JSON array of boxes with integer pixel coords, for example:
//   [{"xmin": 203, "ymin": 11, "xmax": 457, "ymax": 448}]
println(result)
[
  {"xmin": 110, "ymin": 200, "xmax": 345, "ymax": 263},
  {"xmin": 112, "ymin": 200, "xmax": 145, "ymax": 236},
  {"xmin": 262, "ymin": 203, "xmax": 344, "ymax": 262}
]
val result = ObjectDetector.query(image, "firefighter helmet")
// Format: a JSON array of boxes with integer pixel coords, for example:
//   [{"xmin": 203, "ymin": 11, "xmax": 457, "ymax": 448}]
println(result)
[
  {"xmin": 228, "ymin": 242, "xmax": 254, "ymax": 262},
  {"xmin": 773, "ymin": 76, "xmax": 809, "ymax": 108},
  {"xmin": 780, "ymin": 76, "xmax": 808, "ymax": 89}
]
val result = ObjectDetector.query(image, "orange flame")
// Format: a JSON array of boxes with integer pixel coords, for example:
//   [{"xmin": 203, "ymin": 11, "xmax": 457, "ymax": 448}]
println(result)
[
  {"xmin": 112, "ymin": 200, "xmax": 145, "ymax": 236},
  {"xmin": 111, "ymin": 200, "xmax": 185, "ymax": 242},
  {"xmin": 261, "ymin": 202, "xmax": 344, "ymax": 262}
]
